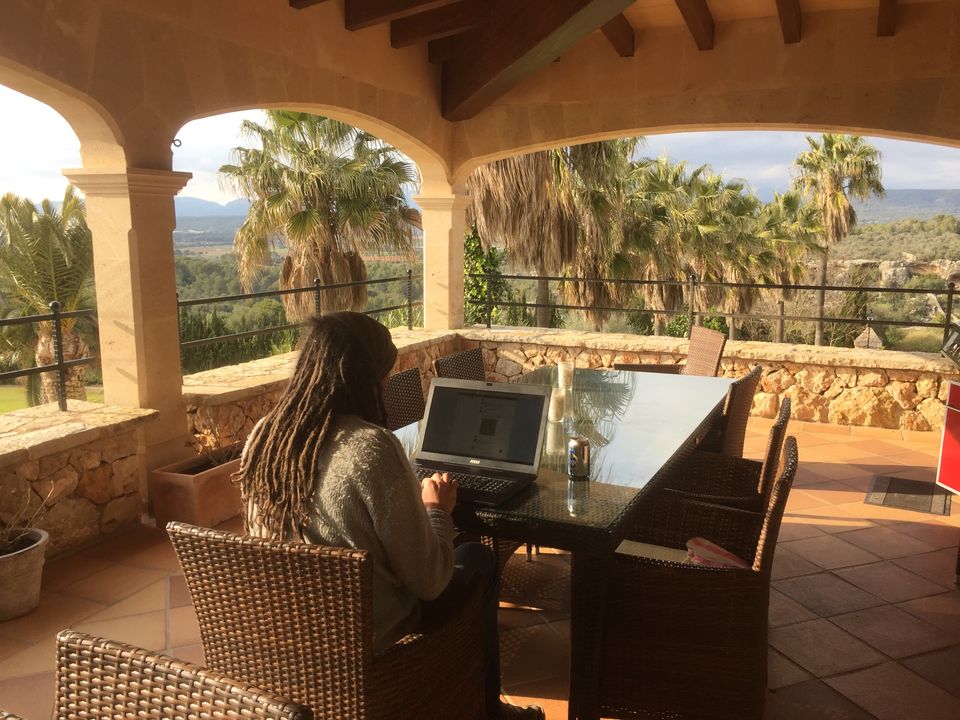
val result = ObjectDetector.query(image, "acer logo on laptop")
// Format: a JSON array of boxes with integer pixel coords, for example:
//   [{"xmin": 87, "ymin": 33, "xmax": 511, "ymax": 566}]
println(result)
[{"xmin": 469, "ymin": 459, "xmax": 481, "ymax": 465}]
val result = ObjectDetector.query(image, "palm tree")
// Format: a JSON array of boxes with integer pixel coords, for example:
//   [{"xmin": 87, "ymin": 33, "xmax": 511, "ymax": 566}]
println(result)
[
  {"xmin": 219, "ymin": 111, "xmax": 420, "ymax": 320},
  {"xmin": 0, "ymin": 187, "xmax": 94, "ymax": 404},
  {"xmin": 793, "ymin": 134, "xmax": 884, "ymax": 345}
]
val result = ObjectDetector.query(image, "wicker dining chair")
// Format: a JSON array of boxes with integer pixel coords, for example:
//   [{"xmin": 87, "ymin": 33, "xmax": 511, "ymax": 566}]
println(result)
[
  {"xmin": 614, "ymin": 325, "xmax": 727, "ymax": 376},
  {"xmin": 166, "ymin": 522, "xmax": 486, "ymax": 720},
  {"xmin": 593, "ymin": 436, "xmax": 799, "ymax": 720},
  {"xmin": 699, "ymin": 364, "xmax": 763, "ymax": 458},
  {"xmin": 433, "ymin": 347, "xmax": 486, "ymax": 381},
  {"xmin": 47, "ymin": 630, "xmax": 311, "ymax": 720},
  {"xmin": 383, "ymin": 367, "xmax": 425, "ymax": 431},
  {"xmin": 664, "ymin": 397, "xmax": 791, "ymax": 513}
]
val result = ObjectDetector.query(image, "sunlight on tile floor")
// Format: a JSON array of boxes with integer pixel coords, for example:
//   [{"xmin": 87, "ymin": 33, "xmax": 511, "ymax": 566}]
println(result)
[{"xmin": 0, "ymin": 420, "xmax": 958, "ymax": 719}]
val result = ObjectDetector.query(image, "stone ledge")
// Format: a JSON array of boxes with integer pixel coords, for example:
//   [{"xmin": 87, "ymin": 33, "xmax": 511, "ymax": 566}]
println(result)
[{"xmin": 0, "ymin": 401, "xmax": 157, "ymax": 470}]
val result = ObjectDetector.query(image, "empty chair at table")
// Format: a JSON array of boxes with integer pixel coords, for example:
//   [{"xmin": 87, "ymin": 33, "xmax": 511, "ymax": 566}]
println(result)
[
  {"xmin": 592, "ymin": 437, "xmax": 799, "ymax": 720},
  {"xmin": 433, "ymin": 347, "xmax": 485, "ymax": 381},
  {"xmin": 698, "ymin": 364, "xmax": 763, "ymax": 459},
  {"xmin": 383, "ymin": 367, "xmax": 425, "ymax": 430},
  {"xmin": 168, "ymin": 522, "xmax": 486, "ymax": 720},
  {"xmin": 614, "ymin": 325, "xmax": 726, "ymax": 376},
  {"xmin": 0, "ymin": 630, "xmax": 310, "ymax": 720}
]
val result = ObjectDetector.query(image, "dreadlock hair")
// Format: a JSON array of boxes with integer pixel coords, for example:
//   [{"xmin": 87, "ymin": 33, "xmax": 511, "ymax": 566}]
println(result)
[{"xmin": 237, "ymin": 312, "xmax": 397, "ymax": 539}]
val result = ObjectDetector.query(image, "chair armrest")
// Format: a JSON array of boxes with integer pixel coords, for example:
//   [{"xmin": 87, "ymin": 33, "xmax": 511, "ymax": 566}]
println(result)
[
  {"xmin": 660, "ymin": 486, "xmax": 764, "ymax": 514},
  {"xmin": 665, "ymin": 452, "xmax": 763, "ymax": 498},
  {"xmin": 613, "ymin": 363, "xmax": 682, "ymax": 374}
]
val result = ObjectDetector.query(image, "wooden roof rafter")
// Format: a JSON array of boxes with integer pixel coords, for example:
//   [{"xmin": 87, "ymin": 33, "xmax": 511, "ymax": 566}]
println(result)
[
  {"xmin": 878, "ymin": 0, "xmax": 898, "ymax": 36},
  {"xmin": 775, "ymin": 0, "xmax": 802, "ymax": 44},
  {"xmin": 674, "ymin": 0, "xmax": 714, "ymax": 51}
]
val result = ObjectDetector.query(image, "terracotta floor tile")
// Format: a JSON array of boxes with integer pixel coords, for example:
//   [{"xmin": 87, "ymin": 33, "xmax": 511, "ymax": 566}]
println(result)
[
  {"xmin": 0, "ymin": 635, "xmax": 56, "ymax": 676},
  {"xmin": 882, "ymin": 520, "xmax": 960, "ymax": 550},
  {"xmin": 41, "ymin": 554, "xmax": 112, "ymax": 591},
  {"xmin": 799, "ymin": 422, "xmax": 852, "ymax": 437},
  {"xmin": 768, "ymin": 589, "xmax": 818, "ymax": 628},
  {"xmin": 499, "ymin": 623, "xmax": 569, "ymax": 687},
  {"xmin": 503, "ymin": 676, "xmax": 568, "ymax": 720},
  {"xmin": 782, "ymin": 506, "xmax": 876, "ymax": 534},
  {"xmin": 768, "ymin": 649, "xmax": 812, "ymax": 689},
  {"xmin": 118, "ymin": 540, "xmax": 182, "ymax": 572},
  {"xmin": 0, "ymin": 634, "xmax": 29, "ymax": 662},
  {"xmin": 168, "ymin": 643, "xmax": 206, "ymax": 666},
  {"xmin": 169, "ymin": 574, "xmax": 192, "ymax": 608},
  {"xmin": 799, "ymin": 461, "xmax": 872, "ymax": 482},
  {"xmin": 849, "ymin": 426, "xmax": 904, "ymax": 440},
  {"xmin": 59, "ymin": 564, "xmax": 169, "ymax": 605},
  {"xmin": 773, "ymin": 573, "xmax": 884, "ymax": 617},
  {"xmin": 776, "ymin": 522, "xmax": 827, "ymax": 543},
  {"xmin": 891, "ymin": 548, "xmax": 959, "ymax": 588},
  {"xmin": 897, "ymin": 591, "xmax": 960, "ymax": 637},
  {"xmin": 0, "ymin": 590, "xmax": 105, "ymax": 643},
  {"xmin": 834, "ymin": 561, "xmax": 948, "ymax": 603},
  {"xmin": 72, "ymin": 609, "xmax": 167, "ymax": 652},
  {"xmin": 83, "ymin": 580, "xmax": 168, "ymax": 622},
  {"xmin": 794, "ymin": 480, "xmax": 868, "ymax": 506},
  {"xmin": 771, "ymin": 548, "xmax": 822, "ymax": 581},
  {"xmin": 902, "ymin": 645, "xmax": 960, "ymax": 699},
  {"xmin": 763, "ymin": 679, "xmax": 879, "ymax": 720},
  {"xmin": 826, "ymin": 662, "xmax": 960, "ymax": 720},
  {"xmin": 499, "ymin": 606, "xmax": 548, "ymax": 631},
  {"xmin": 838, "ymin": 526, "xmax": 937, "ymax": 560},
  {"xmin": 830, "ymin": 605, "xmax": 955, "ymax": 658},
  {"xmin": 785, "ymin": 492, "xmax": 827, "ymax": 511},
  {"xmin": 769, "ymin": 619, "xmax": 884, "ymax": 677},
  {"xmin": 882, "ymin": 465, "xmax": 937, "ymax": 483},
  {"xmin": 779, "ymin": 534, "xmax": 881, "ymax": 570},
  {"xmin": 849, "ymin": 439, "xmax": 916, "ymax": 457},
  {"xmin": 167, "ymin": 605, "xmax": 202, "ymax": 648},
  {"xmin": 834, "ymin": 500, "xmax": 932, "ymax": 524},
  {"xmin": 0, "ymin": 671, "xmax": 55, "ymax": 720},
  {"xmin": 888, "ymin": 450, "xmax": 943, "ymax": 468}
]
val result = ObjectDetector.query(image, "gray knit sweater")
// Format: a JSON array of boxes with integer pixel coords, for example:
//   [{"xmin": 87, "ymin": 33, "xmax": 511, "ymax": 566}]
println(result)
[{"xmin": 246, "ymin": 414, "xmax": 455, "ymax": 652}]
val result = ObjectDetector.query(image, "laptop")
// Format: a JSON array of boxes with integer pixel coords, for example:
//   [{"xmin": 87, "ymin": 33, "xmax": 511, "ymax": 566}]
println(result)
[{"xmin": 413, "ymin": 378, "xmax": 552, "ymax": 507}]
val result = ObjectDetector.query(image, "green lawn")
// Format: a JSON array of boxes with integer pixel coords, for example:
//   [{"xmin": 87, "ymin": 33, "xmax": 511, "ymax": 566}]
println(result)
[{"xmin": 0, "ymin": 385, "xmax": 104, "ymax": 414}]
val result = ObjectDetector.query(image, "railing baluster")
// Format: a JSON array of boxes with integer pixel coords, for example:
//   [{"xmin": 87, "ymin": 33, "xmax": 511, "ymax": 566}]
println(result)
[
  {"xmin": 945, "ymin": 282, "xmax": 955, "ymax": 344},
  {"xmin": 776, "ymin": 300, "xmax": 785, "ymax": 343},
  {"xmin": 406, "ymin": 268, "xmax": 413, "ymax": 330},
  {"xmin": 313, "ymin": 277, "xmax": 322, "ymax": 315},
  {"xmin": 486, "ymin": 271, "xmax": 493, "ymax": 328},
  {"xmin": 686, "ymin": 272, "xmax": 696, "ymax": 337},
  {"xmin": 49, "ymin": 300, "xmax": 68, "ymax": 411}
]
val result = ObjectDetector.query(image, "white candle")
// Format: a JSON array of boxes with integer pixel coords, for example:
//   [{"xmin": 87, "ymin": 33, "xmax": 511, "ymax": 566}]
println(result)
[{"xmin": 557, "ymin": 360, "xmax": 574, "ymax": 389}]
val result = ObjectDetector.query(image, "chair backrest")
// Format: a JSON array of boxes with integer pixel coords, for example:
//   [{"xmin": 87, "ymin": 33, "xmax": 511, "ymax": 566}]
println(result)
[
  {"xmin": 758, "ymin": 398, "xmax": 792, "ymax": 504},
  {"xmin": 167, "ymin": 522, "xmax": 373, "ymax": 720},
  {"xmin": 753, "ymin": 436, "xmax": 798, "ymax": 575},
  {"xmin": 54, "ymin": 630, "xmax": 311, "ymax": 720},
  {"xmin": 384, "ymin": 367, "xmax": 425, "ymax": 430},
  {"xmin": 433, "ymin": 347, "xmax": 485, "ymax": 381},
  {"xmin": 718, "ymin": 365, "xmax": 763, "ymax": 458},
  {"xmin": 681, "ymin": 325, "xmax": 727, "ymax": 377}
]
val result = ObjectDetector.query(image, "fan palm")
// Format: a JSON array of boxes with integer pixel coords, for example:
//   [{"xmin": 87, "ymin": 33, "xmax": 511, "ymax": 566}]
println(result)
[
  {"xmin": 793, "ymin": 134, "xmax": 884, "ymax": 345},
  {"xmin": 0, "ymin": 187, "xmax": 94, "ymax": 404},
  {"xmin": 219, "ymin": 111, "xmax": 420, "ymax": 320}
]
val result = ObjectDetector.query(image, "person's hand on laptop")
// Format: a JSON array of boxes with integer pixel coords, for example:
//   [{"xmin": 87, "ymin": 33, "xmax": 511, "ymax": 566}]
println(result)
[{"xmin": 421, "ymin": 472, "xmax": 458, "ymax": 514}]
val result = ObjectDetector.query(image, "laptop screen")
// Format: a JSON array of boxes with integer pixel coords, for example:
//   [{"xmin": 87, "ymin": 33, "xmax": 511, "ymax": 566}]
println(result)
[{"xmin": 420, "ymin": 385, "xmax": 546, "ymax": 466}]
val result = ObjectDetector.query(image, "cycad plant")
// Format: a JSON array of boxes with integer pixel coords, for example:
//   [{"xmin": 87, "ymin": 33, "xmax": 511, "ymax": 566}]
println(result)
[
  {"xmin": 0, "ymin": 187, "xmax": 94, "ymax": 405},
  {"xmin": 220, "ymin": 111, "xmax": 420, "ymax": 320}
]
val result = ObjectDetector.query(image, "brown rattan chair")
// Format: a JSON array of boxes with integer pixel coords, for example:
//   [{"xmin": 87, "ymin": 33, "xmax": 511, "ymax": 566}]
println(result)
[
  {"xmin": 166, "ymin": 521, "xmax": 486, "ymax": 720},
  {"xmin": 614, "ymin": 325, "xmax": 727, "ymax": 376},
  {"xmin": 383, "ymin": 367, "xmax": 425, "ymax": 430},
  {"xmin": 594, "ymin": 436, "xmax": 799, "ymax": 720},
  {"xmin": 664, "ymin": 397, "xmax": 791, "ymax": 513},
  {"xmin": 49, "ymin": 630, "xmax": 310, "ymax": 720},
  {"xmin": 433, "ymin": 347, "xmax": 485, "ymax": 381},
  {"xmin": 699, "ymin": 364, "xmax": 763, "ymax": 458}
]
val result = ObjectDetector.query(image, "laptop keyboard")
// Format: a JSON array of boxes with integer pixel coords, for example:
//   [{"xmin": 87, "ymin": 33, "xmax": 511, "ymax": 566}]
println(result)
[{"xmin": 416, "ymin": 468, "xmax": 514, "ymax": 495}]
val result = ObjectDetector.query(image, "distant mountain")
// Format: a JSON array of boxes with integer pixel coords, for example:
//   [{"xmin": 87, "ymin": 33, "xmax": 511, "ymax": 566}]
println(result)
[
  {"xmin": 854, "ymin": 189, "xmax": 960, "ymax": 223},
  {"xmin": 175, "ymin": 196, "xmax": 249, "ymax": 217}
]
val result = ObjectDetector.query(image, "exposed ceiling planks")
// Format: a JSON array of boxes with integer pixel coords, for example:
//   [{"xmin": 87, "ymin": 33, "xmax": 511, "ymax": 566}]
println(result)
[
  {"xmin": 601, "ymin": 13, "xmax": 635, "ymax": 57},
  {"xmin": 775, "ymin": 0, "xmax": 802, "ymax": 43},
  {"xmin": 674, "ymin": 0, "xmax": 714, "ymax": 51},
  {"xmin": 390, "ymin": 0, "xmax": 485, "ymax": 48},
  {"xmin": 442, "ymin": 0, "xmax": 634, "ymax": 121},
  {"xmin": 345, "ymin": 0, "xmax": 462, "ymax": 30},
  {"xmin": 878, "ymin": 0, "xmax": 898, "ymax": 36}
]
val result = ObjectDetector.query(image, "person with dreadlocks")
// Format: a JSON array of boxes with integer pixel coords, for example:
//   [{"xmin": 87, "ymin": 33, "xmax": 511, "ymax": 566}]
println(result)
[{"xmin": 237, "ymin": 311, "xmax": 544, "ymax": 720}]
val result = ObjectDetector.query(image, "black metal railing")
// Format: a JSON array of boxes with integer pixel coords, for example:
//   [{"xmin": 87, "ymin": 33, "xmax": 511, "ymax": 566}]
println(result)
[
  {"xmin": 469, "ymin": 272, "xmax": 957, "ymax": 344},
  {"xmin": 0, "ymin": 303, "xmax": 99, "ymax": 411}
]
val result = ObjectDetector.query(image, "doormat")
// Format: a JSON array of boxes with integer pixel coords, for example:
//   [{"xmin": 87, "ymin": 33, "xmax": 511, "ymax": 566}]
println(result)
[{"xmin": 865, "ymin": 476, "xmax": 952, "ymax": 516}]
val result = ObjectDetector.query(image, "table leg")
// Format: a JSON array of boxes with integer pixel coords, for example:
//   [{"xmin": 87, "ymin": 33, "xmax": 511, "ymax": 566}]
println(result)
[{"xmin": 568, "ymin": 551, "xmax": 610, "ymax": 720}]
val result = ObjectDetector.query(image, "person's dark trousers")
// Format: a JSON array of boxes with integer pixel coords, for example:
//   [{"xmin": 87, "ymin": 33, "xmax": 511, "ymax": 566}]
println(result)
[{"xmin": 421, "ymin": 541, "xmax": 501, "ymax": 711}]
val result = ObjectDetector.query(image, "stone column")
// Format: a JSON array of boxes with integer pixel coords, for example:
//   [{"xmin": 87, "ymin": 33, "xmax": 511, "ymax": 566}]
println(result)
[
  {"xmin": 416, "ymin": 193, "xmax": 469, "ymax": 330},
  {"xmin": 64, "ymin": 168, "xmax": 192, "ymax": 471}
]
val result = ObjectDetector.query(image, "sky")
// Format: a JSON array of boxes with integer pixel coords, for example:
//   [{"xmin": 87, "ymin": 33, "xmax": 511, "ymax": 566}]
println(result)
[{"xmin": 3, "ymin": 84, "xmax": 960, "ymax": 205}]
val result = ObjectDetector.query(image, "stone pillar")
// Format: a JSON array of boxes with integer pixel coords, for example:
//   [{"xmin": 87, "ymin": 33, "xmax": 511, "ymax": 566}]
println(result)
[
  {"xmin": 64, "ymin": 168, "xmax": 192, "ymax": 471},
  {"xmin": 416, "ymin": 193, "xmax": 469, "ymax": 330}
]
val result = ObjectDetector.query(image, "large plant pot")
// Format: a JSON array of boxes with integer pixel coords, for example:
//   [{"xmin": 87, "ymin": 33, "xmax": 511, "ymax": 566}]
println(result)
[
  {"xmin": 149, "ymin": 453, "xmax": 243, "ymax": 530},
  {"xmin": 0, "ymin": 528, "xmax": 49, "ymax": 621}
]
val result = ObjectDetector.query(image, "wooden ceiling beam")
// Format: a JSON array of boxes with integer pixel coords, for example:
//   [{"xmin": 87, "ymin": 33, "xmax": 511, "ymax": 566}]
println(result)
[
  {"xmin": 601, "ymin": 13, "xmax": 635, "ymax": 57},
  {"xmin": 288, "ymin": 0, "xmax": 334, "ymax": 8},
  {"xmin": 428, "ymin": 34, "xmax": 466, "ymax": 64},
  {"xmin": 344, "ymin": 0, "xmax": 460, "ymax": 31},
  {"xmin": 775, "ymin": 0, "xmax": 802, "ymax": 44},
  {"xmin": 442, "ymin": 0, "xmax": 634, "ymax": 121},
  {"xmin": 674, "ymin": 0, "xmax": 714, "ymax": 51},
  {"xmin": 391, "ymin": 1, "xmax": 485, "ymax": 48},
  {"xmin": 878, "ymin": 0, "xmax": 898, "ymax": 37}
]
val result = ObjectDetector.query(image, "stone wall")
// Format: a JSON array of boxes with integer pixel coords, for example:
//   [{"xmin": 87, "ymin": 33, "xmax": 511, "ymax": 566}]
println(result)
[
  {"xmin": 0, "ymin": 402, "xmax": 157, "ymax": 554},
  {"xmin": 457, "ymin": 328, "xmax": 960, "ymax": 432}
]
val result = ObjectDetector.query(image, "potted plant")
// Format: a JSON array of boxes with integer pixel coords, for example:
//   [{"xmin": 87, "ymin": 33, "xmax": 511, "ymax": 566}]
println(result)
[
  {"xmin": 149, "ymin": 439, "xmax": 244, "ymax": 529},
  {"xmin": 0, "ymin": 485, "xmax": 51, "ymax": 621}
]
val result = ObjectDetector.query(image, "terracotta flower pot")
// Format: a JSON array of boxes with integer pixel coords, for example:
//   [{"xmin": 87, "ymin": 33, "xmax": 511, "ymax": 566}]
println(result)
[
  {"xmin": 149, "ymin": 453, "xmax": 243, "ymax": 529},
  {"xmin": 0, "ymin": 528, "xmax": 49, "ymax": 621}
]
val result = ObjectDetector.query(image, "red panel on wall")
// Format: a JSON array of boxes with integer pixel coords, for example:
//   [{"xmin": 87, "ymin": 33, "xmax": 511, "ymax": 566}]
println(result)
[{"xmin": 936, "ymin": 381, "xmax": 960, "ymax": 495}]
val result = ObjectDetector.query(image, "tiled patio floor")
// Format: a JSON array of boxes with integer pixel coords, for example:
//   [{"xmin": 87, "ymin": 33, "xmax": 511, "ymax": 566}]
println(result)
[{"xmin": 1, "ymin": 420, "xmax": 958, "ymax": 719}]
